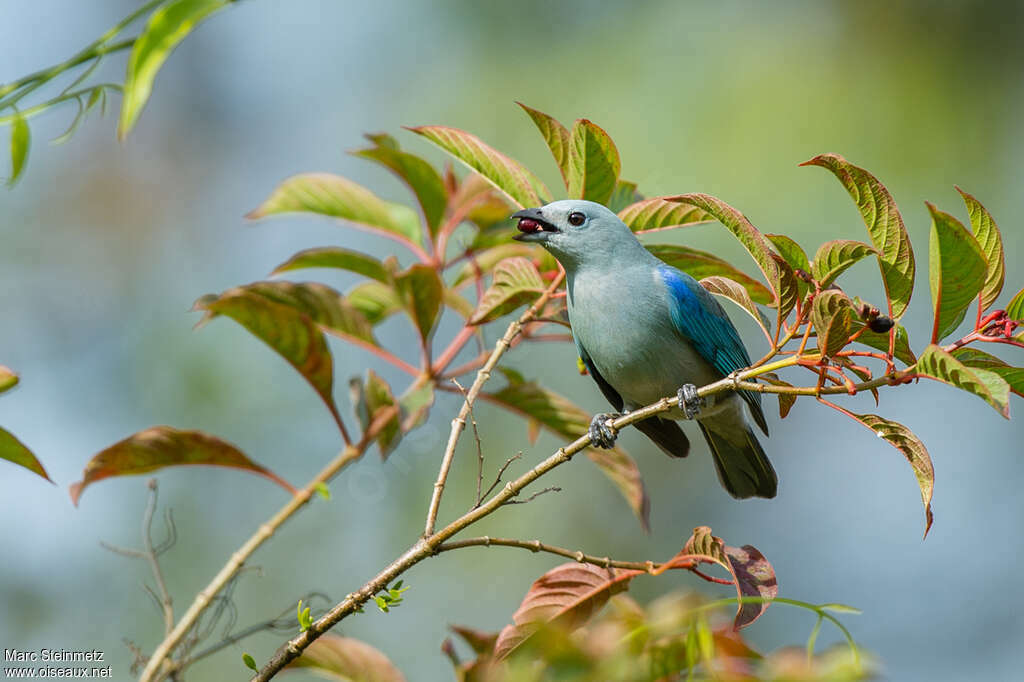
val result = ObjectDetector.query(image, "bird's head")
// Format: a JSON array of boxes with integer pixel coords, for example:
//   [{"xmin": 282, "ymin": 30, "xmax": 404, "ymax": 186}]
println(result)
[{"xmin": 511, "ymin": 199, "xmax": 638, "ymax": 270}]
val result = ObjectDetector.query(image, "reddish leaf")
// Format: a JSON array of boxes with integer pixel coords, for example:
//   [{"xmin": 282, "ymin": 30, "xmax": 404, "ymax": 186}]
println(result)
[
  {"xmin": 956, "ymin": 187, "xmax": 1006, "ymax": 312},
  {"xmin": 494, "ymin": 563, "xmax": 638, "ymax": 659},
  {"xmin": 353, "ymin": 132, "xmax": 447, "ymax": 238},
  {"xmin": 852, "ymin": 414, "xmax": 934, "ymax": 537},
  {"xmin": 469, "ymin": 257, "xmax": 546, "ymax": 325},
  {"xmin": 407, "ymin": 126, "xmax": 549, "ymax": 208},
  {"xmin": 567, "ymin": 119, "xmax": 621, "ymax": 205},
  {"xmin": 802, "ymin": 154, "xmax": 915, "ymax": 320},
  {"xmin": 285, "ymin": 633, "xmax": 406, "ymax": 681},
  {"xmin": 517, "ymin": 102, "xmax": 571, "ymax": 189},
  {"xmin": 927, "ymin": 203, "xmax": 987, "ymax": 342},
  {"xmin": 194, "ymin": 285, "xmax": 346, "ymax": 430},
  {"xmin": 247, "ymin": 172, "xmax": 423, "ymax": 253},
  {"xmin": 69, "ymin": 427, "xmax": 294, "ymax": 506},
  {"xmin": 618, "ymin": 196, "xmax": 710, "ymax": 233},
  {"xmin": 670, "ymin": 527, "xmax": 778, "ymax": 630},
  {"xmin": 669, "ymin": 194, "xmax": 798, "ymax": 321}
]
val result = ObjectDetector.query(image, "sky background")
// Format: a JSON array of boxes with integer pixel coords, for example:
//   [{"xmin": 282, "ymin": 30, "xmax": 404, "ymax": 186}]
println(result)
[{"xmin": 2, "ymin": 1, "xmax": 1023, "ymax": 680}]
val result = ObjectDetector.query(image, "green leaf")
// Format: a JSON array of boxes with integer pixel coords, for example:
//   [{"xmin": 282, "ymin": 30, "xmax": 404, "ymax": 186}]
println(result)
[
  {"xmin": 494, "ymin": 563, "xmax": 637, "ymax": 660},
  {"xmin": 285, "ymin": 634, "xmax": 407, "ymax": 682},
  {"xmin": 916, "ymin": 344, "xmax": 1010, "ymax": 418},
  {"xmin": 645, "ymin": 244, "xmax": 773, "ymax": 305},
  {"xmin": 270, "ymin": 247, "xmax": 389, "ymax": 282},
  {"xmin": 678, "ymin": 527, "xmax": 778, "ymax": 629},
  {"xmin": 766, "ymin": 234, "xmax": 810, "ymax": 273},
  {"xmin": 957, "ymin": 187, "xmax": 1005, "ymax": 312},
  {"xmin": 927, "ymin": 203, "xmax": 987, "ymax": 342},
  {"xmin": 1006, "ymin": 287, "xmax": 1024, "ymax": 321},
  {"xmin": 392, "ymin": 264, "xmax": 443, "ymax": 341},
  {"xmin": 118, "ymin": 0, "xmax": 229, "ymax": 140},
  {"xmin": 194, "ymin": 285, "xmax": 347, "ymax": 428},
  {"xmin": 759, "ymin": 372, "xmax": 797, "ymax": 418},
  {"xmin": 517, "ymin": 102, "xmax": 571, "ymax": 189},
  {"xmin": 314, "ymin": 482, "xmax": 331, "ymax": 500},
  {"xmin": 0, "ymin": 427, "xmax": 50, "ymax": 482},
  {"xmin": 811, "ymin": 290, "xmax": 856, "ymax": 357},
  {"xmin": 607, "ymin": 179, "xmax": 642, "ymax": 214},
  {"xmin": 350, "ymin": 371, "xmax": 402, "ymax": 458},
  {"xmin": 407, "ymin": 125, "xmax": 549, "ymax": 208},
  {"xmin": 247, "ymin": 173, "xmax": 422, "ymax": 251},
  {"xmin": 398, "ymin": 382, "xmax": 434, "ymax": 431},
  {"xmin": 618, "ymin": 196, "xmax": 710, "ymax": 233},
  {"xmin": 242, "ymin": 653, "xmax": 258, "ymax": 672},
  {"xmin": 801, "ymin": 154, "xmax": 915, "ymax": 319},
  {"xmin": 852, "ymin": 414, "xmax": 934, "ymax": 536},
  {"xmin": 484, "ymin": 379, "xmax": 649, "ymax": 529},
  {"xmin": 0, "ymin": 366, "xmax": 18, "ymax": 394},
  {"xmin": 452, "ymin": 243, "xmax": 537, "ymax": 286},
  {"xmin": 854, "ymin": 323, "xmax": 916, "ymax": 366},
  {"xmin": 952, "ymin": 348, "xmax": 1024, "ymax": 397},
  {"xmin": 353, "ymin": 133, "xmax": 447, "ymax": 238},
  {"xmin": 567, "ymin": 119, "xmax": 621, "ymax": 205},
  {"xmin": 348, "ymin": 281, "xmax": 404, "ymax": 325},
  {"xmin": 670, "ymin": 194, "xmax": 798, "ymax": 321},
  {"xmin": 811, "ymin": 240, "xmax": 878, "ymax": 287},
  {"xmin": 820, "ymin": 603, "xmax": 863, "ymax": 615},
  {"xmin": 69, "ymin": 426, "xmax": 294, "ymax": 506},
  {"xmin": 7, "ymin": 112, "xmax": 29, "ymax": 186},
  {"xmin": 767, "ymin": 233, "xmax": 811, "ymax": 301},
  {"xmin": 365, "ymin": 370, "xmax": 401, "ymax": 458},
  {"xmin": 229, "ymin": 281, "xmax": 377, "ymax": 345},
  {"xmin": 699, "ymin": 276, "xmax": 771, "ymax": 341},
  {"xmin": 469, "ymin": 257, "xmax": 546, "ymax": 325}
]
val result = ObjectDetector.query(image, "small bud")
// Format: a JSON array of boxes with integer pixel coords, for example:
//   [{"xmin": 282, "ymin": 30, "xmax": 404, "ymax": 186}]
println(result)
[{"xmin": 868, "ymin": 316, "xmax": 894, "ymax": 333}]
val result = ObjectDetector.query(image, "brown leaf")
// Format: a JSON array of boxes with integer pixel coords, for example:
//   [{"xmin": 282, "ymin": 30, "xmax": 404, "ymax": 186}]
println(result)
[
  {"xmin": 69, "ymin": 426, "xmax": 295, "ymax": 506},
  {"xmin": 285, "ymin": 634, "xmax": 406, "ymax": 681},
  {"xmin": 675, "ymin": 527, "xmax": 778, "ymax": 630},
  {"xmin": 493, "ymin": 562, "xmax": 639, "ymax": 660}
]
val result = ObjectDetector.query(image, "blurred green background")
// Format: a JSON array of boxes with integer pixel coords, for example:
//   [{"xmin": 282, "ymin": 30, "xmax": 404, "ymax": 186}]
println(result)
[{"xmin": 2, "ymin": 1, "xmax": 1023, "ymax": 680}]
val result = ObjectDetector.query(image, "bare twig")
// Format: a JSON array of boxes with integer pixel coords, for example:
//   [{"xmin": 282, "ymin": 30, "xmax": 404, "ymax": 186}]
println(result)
[
  {"xmin": 450, "ymin": 379, "xmax": 486, "ymax": 507},
  {"xmin": 138, "ymin": 445, "xmax": 364, "ymax": 682},
  {"xmin": 478, "ymin": 453, "xmax": 521, "ymax": 505},
  {"xmin": 503, "ymin": 486, "xmax": 561, "ymax": 505},
  {"xmin": 423, "ymin": 270, "xmax": 566, "ymax": 537}
]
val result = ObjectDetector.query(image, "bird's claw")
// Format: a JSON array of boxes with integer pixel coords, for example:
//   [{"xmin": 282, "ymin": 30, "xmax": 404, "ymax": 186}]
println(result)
[
  {"xmin": 677, "ymin": 384, "xmax": 705, "ymax": 420},
  {"xmin": 588, "ymin": 413, "xmax": 620, "ymax": 449}
]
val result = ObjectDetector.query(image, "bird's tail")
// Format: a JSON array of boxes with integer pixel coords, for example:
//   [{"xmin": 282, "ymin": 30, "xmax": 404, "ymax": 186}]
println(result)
[{"xmin": 698, "ymin": 421, "xmax": 777, "ymax": 499}]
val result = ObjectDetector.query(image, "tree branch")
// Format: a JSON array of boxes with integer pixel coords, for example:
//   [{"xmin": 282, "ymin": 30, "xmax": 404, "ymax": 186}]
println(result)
[
  {"xmin": 138, "ymin": 444, "xmax": 364, "ymax": 682},
  {"xmin": 423, "ymin": 270, "xmax": 566, "ymax": 537}
]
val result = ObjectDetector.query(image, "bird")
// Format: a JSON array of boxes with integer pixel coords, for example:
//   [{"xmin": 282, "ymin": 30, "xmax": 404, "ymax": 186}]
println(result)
[{"xmin": 511, "ymin": 199, "xmax": 777, "ymax": 499}]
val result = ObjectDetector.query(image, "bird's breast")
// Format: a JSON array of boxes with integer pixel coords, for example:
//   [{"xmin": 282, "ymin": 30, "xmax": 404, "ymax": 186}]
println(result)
[{"xmin": 567, "ymin": 267, "xmax": 720, "ymax": 408}]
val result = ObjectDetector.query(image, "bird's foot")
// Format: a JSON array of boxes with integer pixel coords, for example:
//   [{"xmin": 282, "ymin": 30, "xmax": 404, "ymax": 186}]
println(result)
[
  {"xmin": 588, "ymin": 412, "xmax": 621, "ymax": 449},
  {"xmin": 677, "ymin": 384, "xmax": 705, "ymax": 420}
]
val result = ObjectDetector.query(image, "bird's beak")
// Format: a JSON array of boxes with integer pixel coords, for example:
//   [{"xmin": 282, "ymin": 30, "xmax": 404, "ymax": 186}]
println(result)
[{"xmin": 511, "ymin": 207, "xmax": 558, "ymax": 242}]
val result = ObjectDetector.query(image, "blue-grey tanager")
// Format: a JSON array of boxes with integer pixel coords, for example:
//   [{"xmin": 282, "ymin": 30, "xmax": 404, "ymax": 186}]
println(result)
[{"xmin": 512, "ymin": 199, "xmax": 777, "ymax": 499}]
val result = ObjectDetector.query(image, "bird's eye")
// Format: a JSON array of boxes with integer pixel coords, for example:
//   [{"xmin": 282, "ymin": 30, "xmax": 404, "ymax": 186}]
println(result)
[{"xmin": 567, "ymin": 212, "xmax": 586, "ymax": 226}]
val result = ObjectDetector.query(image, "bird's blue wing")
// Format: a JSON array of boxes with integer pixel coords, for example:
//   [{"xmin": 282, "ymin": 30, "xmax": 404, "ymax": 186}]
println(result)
[{"xmin": 657, "ymin": 265, "xmax": 768, "ymax": 434}]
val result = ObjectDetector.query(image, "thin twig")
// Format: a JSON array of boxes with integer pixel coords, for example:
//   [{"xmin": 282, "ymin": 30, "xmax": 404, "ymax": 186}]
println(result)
[
  {"xmin": 503, "ymin": 486, "xmax": 561, "ymax": 505},
  {"xmin": 478, "ymin": 453, "xmax": 521, "ymax": 505},
  {"xmin": 450, "ymin": 379, "xmax": 486, "ymax": 507},
  {"xmin": 138, "ymin": 445, "xmax": 364, "ymax": 682},
  {"xmin": 423, "ymin": 270, "xmax": 566, "ymax": 537},
  {"xmin": 142, "ymin": 480, "xmax": 176, "ymax": 636}
]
